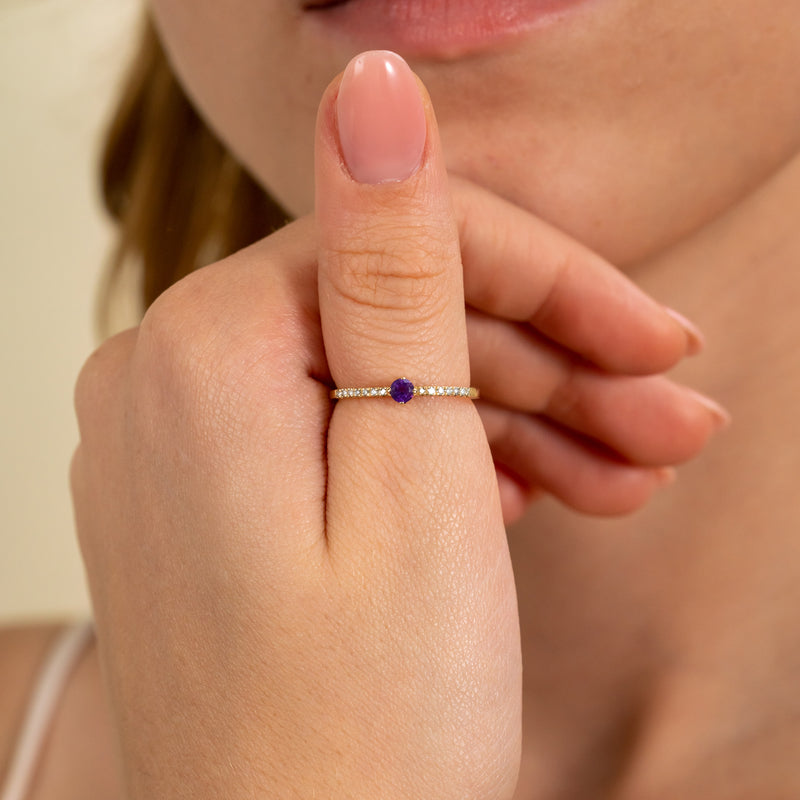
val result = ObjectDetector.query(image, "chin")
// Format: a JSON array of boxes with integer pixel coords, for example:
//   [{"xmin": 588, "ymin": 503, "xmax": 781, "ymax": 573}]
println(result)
[{"xmin": 439, "ymin": 125, "xmax": 795, "ymax": 271}]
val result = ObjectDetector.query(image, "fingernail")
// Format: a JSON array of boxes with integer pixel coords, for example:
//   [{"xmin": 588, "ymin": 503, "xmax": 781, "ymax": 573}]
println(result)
[
  {"xmin": 664, "ymin": 307, "xmax": 705, "ymax": 356},
  {"xmin": 336, "ymin": 50, "xmax": 427, "ymax": 184},
  {"xmin": 655, "ymin": 467, "xmax": 677, "ymax": 487},
  {"xmin": 685, "ymin": 387, "xmax": 732, "ymax": 430}
]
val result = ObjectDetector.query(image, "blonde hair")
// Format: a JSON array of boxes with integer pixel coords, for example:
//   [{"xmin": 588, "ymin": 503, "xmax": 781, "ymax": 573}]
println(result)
[{"xmin": 99, "ymin": 16, "xmax": 289, "ymax": 332}]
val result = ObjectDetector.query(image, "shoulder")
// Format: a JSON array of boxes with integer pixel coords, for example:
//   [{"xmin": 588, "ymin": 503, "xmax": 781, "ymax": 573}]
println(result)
[
  {"xmin": 0, "ymin": 622, "xmax": 122, "ymax": 800},
  {"xmin": 0, "ymin": 623, "xmax": 65, "ymax": 785}
]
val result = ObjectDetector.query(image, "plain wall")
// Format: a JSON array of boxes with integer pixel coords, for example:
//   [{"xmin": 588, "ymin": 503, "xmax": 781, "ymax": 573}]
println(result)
[{"xmin": 0, "ymin": 0, "xmax": 140, "ymax": 622}]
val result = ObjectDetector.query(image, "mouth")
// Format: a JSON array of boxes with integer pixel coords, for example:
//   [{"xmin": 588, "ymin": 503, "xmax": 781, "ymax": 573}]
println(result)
[
  {"xmin": 300, "ymin": 0, "xmax": 597, "ymax": 59},
  {"xmin": 303, "ymin": 0, "xmax": 349, "ymax": 8}
]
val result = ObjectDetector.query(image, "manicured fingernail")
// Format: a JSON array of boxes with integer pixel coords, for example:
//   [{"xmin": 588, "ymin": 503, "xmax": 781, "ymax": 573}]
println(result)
[
  {"xmin": 336, "ymin": 50, "xmax": 426, "ymax": 184},
  {"xmin": 685, "ymin": 388, "xmax": 732, "ymax": 430},
  {"xmin": 664, "ymin": 307, "xmax": 705, "ymax": 356}
]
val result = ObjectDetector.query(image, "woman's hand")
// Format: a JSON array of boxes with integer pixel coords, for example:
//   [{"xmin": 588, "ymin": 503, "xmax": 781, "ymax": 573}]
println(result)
[
  {"xmin": 451, "ymin": 176, "xmax": 728, "ymax": 522},
  {"xmin": 71, "ymin": 51, "xmax": 724, "ymax": 798},
  {"xmin": 72, "ymin": 52, "xmax": 521, "ymax": 799}
]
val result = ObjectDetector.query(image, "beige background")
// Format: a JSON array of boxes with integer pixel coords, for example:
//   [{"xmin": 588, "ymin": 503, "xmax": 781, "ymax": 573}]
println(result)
[{"xmin": 0, "ymin": 0, "xmax": 140, "ymax": 623}]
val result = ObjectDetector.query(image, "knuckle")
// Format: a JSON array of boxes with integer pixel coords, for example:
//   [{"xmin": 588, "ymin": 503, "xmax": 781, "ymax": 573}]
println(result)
[
  {"xmin": 138, "ymin": 271, "xmax": 209, "ymax": 360},
  {"xmin": 138, "ymin": 289, "xmax": 233, "ymax": 421},
  {"xmin": 325, "ymin": 223, "xmax": 452, "ymax": 316},
  {"xmin": 78, "ymin": 242, "xmax": 306, "ymax": 464},
  {"xmin": 136, "ymin": 298, "xmax": 209, "ymax": 418},
  {"xmin": 73, "ymin": 327, "xmax": 137, "ymax": 429},
  {"xmin": 136, "ymin": 263, "xmax": 297, "ymax": 430}
]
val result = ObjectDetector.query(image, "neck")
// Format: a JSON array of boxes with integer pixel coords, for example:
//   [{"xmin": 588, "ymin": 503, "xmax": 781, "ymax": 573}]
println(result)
[
  {"xmin": 510, "ymin": 152, "xmax": 800, "ymax": 798},
  {"xmin": 631, "ymin": 150, "xmax": 800, "ymax": 405},
  {"xmin": 626, "ymin": 150, "xmax": 800, "ymax": 535}
]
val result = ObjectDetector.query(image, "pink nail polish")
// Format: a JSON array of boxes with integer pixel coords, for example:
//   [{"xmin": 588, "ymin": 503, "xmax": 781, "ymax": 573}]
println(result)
[{"xmin": 336, "ymin": 50, "xmax": 427, "ymax": 184}]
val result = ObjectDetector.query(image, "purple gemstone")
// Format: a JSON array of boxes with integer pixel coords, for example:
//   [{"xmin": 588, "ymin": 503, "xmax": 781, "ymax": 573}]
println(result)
[{"xmin": 390, "ymin": 378, "xmax": 414, "ymax": 404}]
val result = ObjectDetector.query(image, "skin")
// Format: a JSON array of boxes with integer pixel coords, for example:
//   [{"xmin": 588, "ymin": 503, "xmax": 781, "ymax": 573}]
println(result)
[
  {"xmin": 65, "ymin": 68, "xmax": 716, "ymax": 798},
  {"xmin": 4, "ymin": 0, "xmax": 800, "ymax": 797},
  {"xmin": 148, "ymin": 0, "xmax": 800, "ymax": 266}
]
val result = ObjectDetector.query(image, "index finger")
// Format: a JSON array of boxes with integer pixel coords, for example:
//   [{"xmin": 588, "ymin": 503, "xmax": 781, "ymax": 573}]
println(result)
[{"xmin": 452, "ymin": 176, "xmax": 704, "ymax": 374}]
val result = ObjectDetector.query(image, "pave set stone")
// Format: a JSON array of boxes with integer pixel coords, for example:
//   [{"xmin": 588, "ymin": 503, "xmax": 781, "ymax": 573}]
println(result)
[{"xmin": 416, "ymin": 386, "xmax": 472, "ymax": 397}]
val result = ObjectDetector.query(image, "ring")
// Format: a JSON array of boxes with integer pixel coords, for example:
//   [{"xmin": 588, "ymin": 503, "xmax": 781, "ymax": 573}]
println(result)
[{"xmin": 330, "ymin": 377, "xmax": 479, "ymax": 404}]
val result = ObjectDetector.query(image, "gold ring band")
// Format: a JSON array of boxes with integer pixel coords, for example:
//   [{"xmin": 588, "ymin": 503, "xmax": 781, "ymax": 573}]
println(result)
[{"xmin": 330, "ymin": 378, "xmax": 479, "ymax": 404}]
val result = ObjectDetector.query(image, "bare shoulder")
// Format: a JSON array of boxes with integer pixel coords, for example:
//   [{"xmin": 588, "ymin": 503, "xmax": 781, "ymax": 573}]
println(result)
[
  {"xmin": 0, "ymin": 623, "xmax": 122, "ymax": 800},
  {"xmin": 0, "ymin": 623, "xmax": 64, "ymax": 782}
]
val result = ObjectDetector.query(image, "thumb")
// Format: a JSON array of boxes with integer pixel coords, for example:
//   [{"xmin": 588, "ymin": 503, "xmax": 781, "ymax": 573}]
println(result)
[
  {"xmin": 316, "ymin": 50, "xmax": 471, "ymax": 401},
  {"xmin": 315, "ymin": 50, "xmax": 500, "ymax": 550},
  {"xmin": 314, "ymin": 55, "xmax": 520, "ymax": 791}
]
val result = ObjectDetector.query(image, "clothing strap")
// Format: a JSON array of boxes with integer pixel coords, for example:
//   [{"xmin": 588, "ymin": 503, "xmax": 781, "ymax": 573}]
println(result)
[{"xmin": 0, "ymin": 622, "xmax": 94, "ymax": 800}]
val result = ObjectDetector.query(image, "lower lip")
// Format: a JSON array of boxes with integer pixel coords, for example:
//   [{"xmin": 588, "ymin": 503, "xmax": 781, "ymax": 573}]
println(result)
[{"xmin": 304, "ymin": 0, "xmax": 594, "ymax": 58}]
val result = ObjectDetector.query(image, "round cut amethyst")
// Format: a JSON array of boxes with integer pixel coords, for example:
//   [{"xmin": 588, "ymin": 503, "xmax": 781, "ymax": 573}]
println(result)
[{"xmin": 389, "ymin": 378, "xmax": 415, "ymax": 404}]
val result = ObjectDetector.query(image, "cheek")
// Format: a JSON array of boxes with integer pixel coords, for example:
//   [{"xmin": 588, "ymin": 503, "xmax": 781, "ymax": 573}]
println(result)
[{"xmin": 148, "ymin": 0, "xmax": 325, "ymax": 217}]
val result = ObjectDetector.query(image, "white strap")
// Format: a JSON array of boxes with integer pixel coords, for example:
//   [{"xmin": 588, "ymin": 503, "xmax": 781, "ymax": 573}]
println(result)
[{"xmin": 0, "ymin": 622, "xmax": 94, "ymax": 800}]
